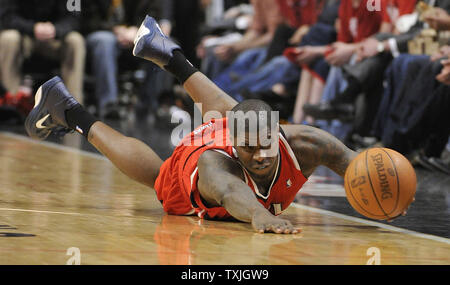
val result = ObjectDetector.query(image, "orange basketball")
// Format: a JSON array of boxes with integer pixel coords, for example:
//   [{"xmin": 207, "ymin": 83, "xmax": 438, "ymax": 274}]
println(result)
[{"xmin": 344, "ymin": 148, "xmax": 416, "ymax": 220}]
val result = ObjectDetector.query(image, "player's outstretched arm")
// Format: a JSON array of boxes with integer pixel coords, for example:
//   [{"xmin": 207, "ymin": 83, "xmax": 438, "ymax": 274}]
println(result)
[
  {"xmin": 281, "ymin": 124, "xmax": 358, "ymax": 178},
  {"xmin": 197, "ymin": 151, "xmax": 301, "ymax": 234},
  {"xmin": 133, "ymin": 15, "xmax": 238, "ymax": 118}
]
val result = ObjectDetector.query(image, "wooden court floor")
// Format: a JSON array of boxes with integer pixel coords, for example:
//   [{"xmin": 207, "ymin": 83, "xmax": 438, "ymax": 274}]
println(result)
[{"xmin": 0, "ymin": 132, "xmax": 449, "ymax": 265}]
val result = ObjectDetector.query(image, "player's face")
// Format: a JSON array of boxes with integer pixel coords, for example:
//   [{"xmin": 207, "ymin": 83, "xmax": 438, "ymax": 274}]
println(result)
[{"xmin": 233, "ymin": 129, "xmax": 279, "ymax": 179}]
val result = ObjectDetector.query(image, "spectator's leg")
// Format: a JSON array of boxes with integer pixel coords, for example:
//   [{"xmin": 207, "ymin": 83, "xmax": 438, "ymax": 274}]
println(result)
[
  {"xmin": 0, "ymin": 30, "xmax": 24, "ymax": 94},
  {"xmin": 201, "ymin": 46, "xmax": 228, "ymax": 79},
  {"xmin": 61, "ymin": 32, "xmax": 86, "ymax": 104},
  {"xmin": 293, "ymin": 69, "xmax": 312, "ymax": 124},
  {"xmin": 213, "ymin": 48, "xmax": 267, "ymax": 93},
  {"xmin": 308, "ymin": 77, "xmax": 325, "ymax": 107},
  {"xmin": 137, "ymin": 62, "xmax": 171, "ymax": 117},
  {"xmin": 85, "ymin": 31, "xmax": 119, "ymax": 112},
  {"xmin": 248, "ymin": 56, "xmax": 300, "ymax": 92}
]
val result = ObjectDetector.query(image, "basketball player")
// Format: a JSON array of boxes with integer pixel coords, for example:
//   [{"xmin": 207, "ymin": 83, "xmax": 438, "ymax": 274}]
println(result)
[{"xmin": 24, "ymin": 16, "xmax": 406, "ymax": 234}]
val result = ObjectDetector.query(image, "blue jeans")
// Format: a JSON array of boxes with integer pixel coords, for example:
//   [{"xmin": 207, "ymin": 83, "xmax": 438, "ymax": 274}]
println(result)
[
  {"xmin": 86, "ymin": 31, "xmax": 119, "ymax": 109},
  {"xmin": 224, "ymin": 56, "xmax": 300, "ymax": 100},
  {"xmin": 213, "ymin": 48, "xmax": 268, "ymax": 93},
  {"xmin": 86, "ymin": 31, "xmax": 167, "ymax": 111},
  {"xmin": 201, "ymin": 46, "xmax": 230, "ymax": 79},
  {"xmin": 315, "ymin": 66, "xmax": 352, "ymax": 141},
  {"xmin": 372, "ymin": 54, "xmax": 429, "ymax": 138}
]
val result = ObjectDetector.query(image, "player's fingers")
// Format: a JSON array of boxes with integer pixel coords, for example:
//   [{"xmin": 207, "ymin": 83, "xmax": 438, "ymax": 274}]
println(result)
[
  {"xmin": 252, "ymin": 222, "xmax": 266, "ymax": 234},
  {"xmin": 275, "ymin": 223, "xmax": 286, "ymax": 234},
  {"xmin": 283, "ymin": 221, "xmax": 293, "ymax": 233},
  {"xmin": 402, "ymin": 210, "xmax": 407, "ymax": 216},
  {"xmin": 292, "ymin": 227, "xmax": 302, "ymax": 234}
]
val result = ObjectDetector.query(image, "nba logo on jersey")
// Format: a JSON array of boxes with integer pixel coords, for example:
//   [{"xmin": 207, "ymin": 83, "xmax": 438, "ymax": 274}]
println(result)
[
  {"xmin": 286, "ymin": 179, "xmax": 292, "ymax": 188},
  {"xmin": 273, "ymin": 204, "xmax": 282, "ymax": 215}
]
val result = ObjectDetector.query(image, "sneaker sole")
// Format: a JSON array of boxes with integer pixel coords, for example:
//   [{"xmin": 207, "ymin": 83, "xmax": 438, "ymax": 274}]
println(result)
[{"xmin": 24, "ymin": 79, "xmax": 59, "ymax": 140}]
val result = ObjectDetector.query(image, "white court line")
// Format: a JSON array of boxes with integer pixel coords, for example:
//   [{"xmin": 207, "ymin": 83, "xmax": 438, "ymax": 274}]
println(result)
[
  {"xmin": 291, "ymin": 203, "xmax": 450, "ymax": 245},
  {"xmin": 3, "ymin": 132, "xmax": 450, "ymax": 245},
  {"xmin": 0, "ymin": 207, "xmax": 82, "ymax": 216}
]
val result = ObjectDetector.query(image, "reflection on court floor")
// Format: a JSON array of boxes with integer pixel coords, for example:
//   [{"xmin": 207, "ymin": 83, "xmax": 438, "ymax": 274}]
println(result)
[{"xmin": 0, "ymin": 132, "xmax": 449, "ymax": 265}]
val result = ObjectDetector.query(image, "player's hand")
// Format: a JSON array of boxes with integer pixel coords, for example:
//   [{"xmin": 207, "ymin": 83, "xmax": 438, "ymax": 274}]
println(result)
[
  {"xmin": 252, "ymin": 210, "xmax": 301, "ymax": 234},
  {"xmin": 288, "ymin": 25, "xmax": 309, "ymax": 45},
  {"xmin": 294, "ymin": 46, "xmax": 324, "ymax": 65},
  {"xmin": 436, "ymin": 59, "xmax": 450, "ymax": 85},
  {"xmin": 116, "ymin": 26, "xmax": 138, "ymax": 48},
  {"xmin": 34, "ymin": 22, "xmax": 56, "ymax": 41},
  {"xmin": 214, "ymin": 44, "xmax": 236, "ymax": 62},
  {"xmin": 430, "ymin": 45, "xmax": 450, "ymax": 61},
  {"xmin": 325, "ymin": 42, "xmax": 356, "ymax": 66},
  {"xmin": 356, "ymin": 38, "xmax": 380, "ymax": 62},
  {"xmin": 423, "ymin": 7, "xmax": 450, "ymax": 31}
]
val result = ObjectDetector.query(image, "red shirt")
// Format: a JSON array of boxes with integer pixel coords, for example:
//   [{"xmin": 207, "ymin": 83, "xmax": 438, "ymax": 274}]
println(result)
[
  {"xmin": 250, "ymin": 0, "xmax": 285, "ymax": 34},
  {"xmin": 381, "ymin": 0, "xmax": 417, "ymax": 23},
  {"xmin": 155, "ymin": 117, "xmax": 308, "ymax": 220},
  {"xmin": 338, "ymin": 0, "xmax": 383, "ymax": 43},
  {"xmin": 276, "ymin": 0, "xmax": 323, "ymax": 28}
]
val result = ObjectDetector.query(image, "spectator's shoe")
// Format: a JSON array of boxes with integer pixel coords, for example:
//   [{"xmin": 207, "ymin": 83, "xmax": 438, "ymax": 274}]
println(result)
[
  {"xmin": 133, "ymin": 15, "xmax": 181, "ymax": 68},
  {"xmin": 428, "ymin": 157, "xmax": 450, "ymax": 175},
  {"xmin": 99, "ymin": 102, "xmax": 122, "ymax": 120},
  {"xmin": 303, "ymin": 102, "xmax": 354, "ymax": 121},
  {"xmin": 25, "ymin": 76, "xmax": 80, "ymax": 140}
]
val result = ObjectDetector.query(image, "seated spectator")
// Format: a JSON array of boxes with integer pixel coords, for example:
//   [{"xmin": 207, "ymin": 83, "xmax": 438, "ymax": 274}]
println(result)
[
  {"xmin": 303, "ymin": 0, "xmax": 448, "ymax": 121},
  {"xmin": 82, "ymin": 0, "xmax": 174, "ymax": 118},
  {"xmin": 375, "ymin": 49, "xmax": 450, "ymax": 174},
  {"xmin": 0, "ymin": 0, "xmax": 85, "ymax": 103},
  {"xmin": 200, "ymin": 0, "xmax": 284, "ymax": 79},
  {"xmin": 292, "ymin": 0, "xmax": 385, "ymax": 125},
  {"xmin": 212, "ymin": 0, "xmax": 339, "ymax": 115},
  {"xmin": 319, "ymin": 2, "xmax": 450, "ymax": 173},
  {"xmin": 263, "ymin": 0, "xmax": 327, "ymax": 63}
]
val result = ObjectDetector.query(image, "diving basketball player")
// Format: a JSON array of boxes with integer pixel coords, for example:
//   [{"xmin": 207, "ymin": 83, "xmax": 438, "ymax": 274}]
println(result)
[{"xmin": 24, "ymin": 16, "xmax": 406, "ymax": 234}]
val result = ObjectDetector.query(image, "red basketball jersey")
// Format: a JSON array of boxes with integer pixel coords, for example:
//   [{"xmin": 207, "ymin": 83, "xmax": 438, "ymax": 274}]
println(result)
[{"xmin": 154, "ymin": 117, "xmax": 308, "ymax": 220}]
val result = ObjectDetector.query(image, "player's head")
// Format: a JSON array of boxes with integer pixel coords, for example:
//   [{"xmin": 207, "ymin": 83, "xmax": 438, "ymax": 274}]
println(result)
[{"xmin": 228, "ymin": 99, "xmax": 279, "ymax": 179}]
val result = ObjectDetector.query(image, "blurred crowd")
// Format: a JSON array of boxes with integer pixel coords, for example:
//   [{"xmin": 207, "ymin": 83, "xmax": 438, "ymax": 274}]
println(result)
[{"xmin": 0, "ymin": 0, "xmax": 449, "ymax": 174}]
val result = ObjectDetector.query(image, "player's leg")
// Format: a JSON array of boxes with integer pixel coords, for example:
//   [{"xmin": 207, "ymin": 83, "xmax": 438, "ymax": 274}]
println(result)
[
  {"xmin": 87, "ymin": 121, "xmax": 162, "ymax": 188},
  {"xmin": 133, "ymin": 16, "xmax": 238, "ymax": 118},
  {"xmin": 182, "ymin": 72, "xmax": 238, "ymax": 117},
  {"xmin": 25, "ymin": 77, "xmax": 162, "ymax": 188}
]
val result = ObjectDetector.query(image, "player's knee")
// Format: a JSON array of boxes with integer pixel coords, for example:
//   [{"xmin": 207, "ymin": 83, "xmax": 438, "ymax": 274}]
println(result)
[
  {"xmin": 0, "ymin": 30, "xmax": 22, "ymax": 48},
  {"xmin": 86, "ymin": 31, "xmax": 117, "ymax": 47},
  {"xmin": 64, "ymin": 32, "xmax": 85, "ymax": 52}
]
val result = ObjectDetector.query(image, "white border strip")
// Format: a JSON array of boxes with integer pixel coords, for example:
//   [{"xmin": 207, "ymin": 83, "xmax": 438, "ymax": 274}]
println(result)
[{"xmin": 291, "ymin": 203, "xmax": 450, "ymax": 245}]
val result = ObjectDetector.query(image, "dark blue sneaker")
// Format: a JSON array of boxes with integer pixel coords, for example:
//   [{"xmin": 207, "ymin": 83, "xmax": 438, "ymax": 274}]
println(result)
[
  {"xmin": 133, "ymin": 15, "xmax": 181, "ymax": 68},
  {"xmin": 25, "ymin": 76, "xmax": 80, "ymax": 140}
]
